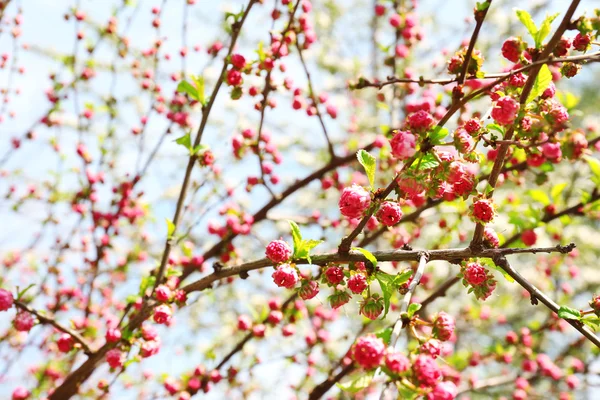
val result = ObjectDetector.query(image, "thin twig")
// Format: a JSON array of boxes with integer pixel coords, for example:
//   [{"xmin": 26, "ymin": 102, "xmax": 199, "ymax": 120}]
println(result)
[{"xmin": 14, "ymin": 300, "xmax": 93, "ymax": 355}]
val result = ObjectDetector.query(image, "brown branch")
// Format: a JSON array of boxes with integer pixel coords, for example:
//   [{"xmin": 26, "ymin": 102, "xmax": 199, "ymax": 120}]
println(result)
[
  {"xmin": 503, "ymin": 189, "xmax": 600, "ymax": 247},
  {"xmin": 308, "ymin": 363, "xmax": 354, "ymax": 400},
  {"xmin": 214, "ymin": 293, "xmax": 298, "ymax": 371},
  {"xmin": 255, "ymin": 0, "xmax": 302, "ymax": 197},
  {"xmin": 181, "ymin": 245, "xmax": 575, "ymax": 294},
  {"xmin": 14, "ymin": 300, "xmax": 93, "ymax": 355},
  {"xmin": 353, "ymin": 51, "xmax": 600, "ymax": 91},
  {"xmin": 296, "ymin": 41, "xmax": 336, "ymax": 159},
  {"xmin": 457, "ymin": 1, "xmax": 492, "ymax": 85},
  {"xmin": 150, "ymin": 0, "xmax": 257, "ymax": 293},
  {"xmin": 493, "ymin": 255, "xmax": 600, "ymax": 348}
]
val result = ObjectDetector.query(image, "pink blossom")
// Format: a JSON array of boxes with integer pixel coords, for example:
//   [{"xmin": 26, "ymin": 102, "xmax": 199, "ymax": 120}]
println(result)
[
  {"xmin": 376, "ymin": 201, "xmax": 403, "ymax": 226},
  {"xmin": 265, "ymin": 240, "xmax": 292, "ymax": 263},
  {"xmin": 390, "ymin": 130, "xmax": 417, "ymax": 160},
  {"xmin": 339, "ymin": 185, "xmax": 371, "ymax": 219},
  {"xmin": 491, "ymin": 96, "xmax": 519, "ymax": 126},
  {"xmin": 413, "ymin": 354, "xmax": 442, "ymax": 387},
  {"xmin": 352, "ymin": 335, "xmax": 385, "ymax": 369},
  {"xmin": 272, "ymin": 264, "xmax": 299, "ymax": 289},
  {"xmin": 0, "ymin": 288, "xmax": 13, "ymax": 312}
]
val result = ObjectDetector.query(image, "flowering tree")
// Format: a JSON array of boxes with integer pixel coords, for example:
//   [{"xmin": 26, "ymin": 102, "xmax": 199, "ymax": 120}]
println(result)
[{"xmin": 2, "ymin": 0, "xmax": 600, "ymax": 398}]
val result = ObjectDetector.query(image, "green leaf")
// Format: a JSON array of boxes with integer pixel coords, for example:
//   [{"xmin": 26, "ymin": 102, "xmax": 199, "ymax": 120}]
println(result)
[
  {"xmin": 123, "ymin": 358, "xmax": 139, "ymax": 369},
  {"xmin": 527, "ymin": 189, "xmax": 550, "ymax": 206},
  {"xmin": 428, "ymin": 126, "xmax": 449, "ymax": 145},
  {"xmin": 175, "ymin": 133, "xmax": 192, "ymax": 151},
  {"xmin": 489, "ymin": 262, "xmax": 515, "ymax": 283},
  {"xmin": 166, "ymin": 268, "xmax": 182, "ymax": 277},
  {"xmin": 176, "ymin": 80, "xmax": 198, "ymax": 101},
  {"xmin": 393, "ymin": 269, "xmax": 413, "ymax": 286},
  {"xmin": 556, "ymin": 91, "xmax": 579, "ymax": 110},
  {"xmin": 191, "ymin": 144, "xmax": 207, "ymax": 156},
  {"xmin": 476, "ymin": 1, "xmax": 491, "ymax": 12},
  {"xmin": 165, "ymin": 218, "xmax": 175, "ymax": 239},
  {"xmin": 558, "ymin": 305, "xmax": 582, "ymax": 320},
  {"xmin": 289, "ymin": 220, "xmax": 302, "ymax": 256},
  {"xmin": 139, "ymin": 276, "xmax": 156, "ymax": 296},
  {"xmin": 526, "ymin": 64, "xmax": 552, "ymax": 103},
  {"xmin": 289, "ymin": 220, "xmax": 322, "ymax": 264},
  {"xmin": 336, "ymin": 371, "xmax": 375, "ymax": 394},
  {"xmin": 407, "ymin": 302, "xmax": 422, "ymax": 318},
  {"xmin": 535, "ymin": 13, "xmax": 560, "ymax": 48},
  {"xmin": 16, "ymin": 284, "xmax": 35, "ymax": 300},
  {"xmin": 295, "ymin": 239, "xmax": 323, "ymax": 264},
  {"xmin": 352, "ymin": 247, "xmax": 377, "ymax": 267},
  {"xmin": 375, "ymin": 327, "xmax": 393, "ymax": 345},
  {"xmin": 376, "ymin": 102, "xmax": 390, "ymax": 111},
  {"xmin": 585, "ymin": 156, "xmax": 600, "ymax": 186},
  {"xmin": 515, "ymin": 9, "xmax": 538, "ymax": 39},
  {"xmin": 487, "ymin": 123, "xmax": 505, "ymax": 135},
  {"xmin": 482, "ymin": 183, "xmax": 494, "ymax": 197},
  {"xmin": 581, "ymin": 314, "xmax": 600, "ymax": 330},
  {"xmin": 190, "ymin": 75, "xmax": 206, "ymax": 105},
  {"xmin": 411, "ymin": 153, "xmax": 439, "ymax": 170},
  {"xmin": 375, "ymin": 272, "xmax": 394, "ymax": 318},
  {"xmin": 357, "ymin": 149, "xmax": 376, "ymax": 188},
  {"xmin": 550, "ymin": 183, "xmax": 567, "ymax": 201}
]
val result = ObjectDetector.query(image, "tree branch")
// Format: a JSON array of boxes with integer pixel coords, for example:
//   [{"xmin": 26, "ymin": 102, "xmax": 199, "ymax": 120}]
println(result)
[
  {"xmin": 14, "ymin": 300, "xmax": 93, "ymax": 356},
  {"xmin": 493, "ymin": 255, "xmax": 600, "ymax": 348}
]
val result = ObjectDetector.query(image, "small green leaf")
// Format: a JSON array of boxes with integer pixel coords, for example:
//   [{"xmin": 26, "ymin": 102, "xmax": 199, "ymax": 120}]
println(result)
[
  {"xmin": 476, "ymin": 1, "xmax": 490, "ymax": 11},
  {"xmin": 412, "ymin": 153, "xmax": 440, "ymax": 170},
  {"xmin": 393, "ymin": 269, "xmax": 413, "ymax": 286},
  {"xmin": 139, "ymin": 276, "xmax": 156, "ymax": 296},
  {"xmin": 166, "ymin": 268, "xmax": 183, "ymax": 277},
  {"xmin": 428, "ymin": 126, "xmax": 448, "ymax": 145},
  {"xmin": 123, "ymin": 358, "xmax": 139, "ymax": 369},
  {"xmin": 357, "ymin": 149, "xmax": 376, "ymax": 188},
  {"xmin": 550, "ymin": 182, "xmax": 567, "ymax": 201},
  {"xmin": 407, "ymin": 302, "xmax": 422, "ymax": 318},
  {"xmin": 585, "ymin": 156, "xmax": 600, "ymax": 186},
  {"xmin": 295, "ymin": 239, "xmax": 323, "ymax": 264},
  {"xmin": 166, "ymin": 218, "xmax": 176, "ymax": 239},
  {"xmin": 375, "ymin": 272, "xmax": 394, "ymax": 318},
  {"xmin": 190, "ymin": 75, "xmax": 206, "ymax": 105},
  {"xmin": 558, "ymin": 305, "xmax": 582, "ymax": 320},
  {"xmin": 527, "ymin": 64, "xmax": 552, "ymax": 103},
  {"xmin": 191, "ymin": 144, "xmax": 207, "ymax": 156},
  {"xmin": 352, "ymin": 247, "xmax": 377, "ymax": 267},
  {"xmin": 177, "ymin": 80, "xmax": 198, "ymax": 101},
  {"xmin": 336, "ymin": 371, "xmax": 375, "ymax": 394},
  {"xmin": 175, "ymin": 133, "xmax": 192, "ymax": 151},
  {"xmin": 16, "ymin": 284, "xmax": 35, "ymax": 300},
  {"xmin": 489, "ymin": 262, "xmax": 515, "ymax": 283},
  {"xmin": 375, "ymin": 327, "xmax": 393, "ymax": 345},
  {"xmin": 376, "ymin": 101, "xmax": 390, "ymax": 111},
  {"xmin": 527, "ymin": 189, "xmax": 550, "ymax": 206},
  {"xmin": 535, "ymin": 13, "xmax": 560, "ymax": 48},
  {"xmin": 487, "ymin": 123, "xmax": 505, "ymax": 135},
  {"xmin": 515, "ymin": 9, "xmax": 538, "ymax": 39},
  {"xmin": 581, "ymin": 314, "xmax": 600, "ymax": 330},
  {"xmin": 289, "ymin": 220, "xmax": 302, "ymax": 256},
  {"xmin": 121, "ymin": 328, "xmax": 134, "ymax": 341}
]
